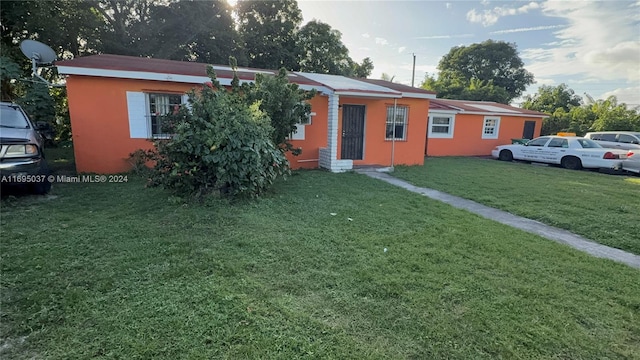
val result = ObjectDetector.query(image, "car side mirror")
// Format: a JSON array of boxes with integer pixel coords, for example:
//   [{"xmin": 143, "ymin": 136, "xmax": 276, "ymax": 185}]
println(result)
[{"xmin": 35, "ymin": 121, "xmax": 52, "ymax": 131}]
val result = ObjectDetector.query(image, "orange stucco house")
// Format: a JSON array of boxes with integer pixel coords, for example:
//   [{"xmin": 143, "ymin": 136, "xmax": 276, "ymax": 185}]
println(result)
[
  {"xmin": 56, "ymin": 54, "xmax": 436, "ymax": 174},
  {"xmin": 426, "ymin": 98, "xmax": 547, "ymax": 156}
]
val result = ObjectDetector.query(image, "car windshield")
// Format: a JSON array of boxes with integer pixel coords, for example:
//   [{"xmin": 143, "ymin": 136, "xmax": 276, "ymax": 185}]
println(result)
[
  {"xmin": 0, "ymin": 105, "xmax": 29, "ymax": 128},
  {"xmin": 576, "ymin": 138, "xmax": 602, "ymax": 148}
]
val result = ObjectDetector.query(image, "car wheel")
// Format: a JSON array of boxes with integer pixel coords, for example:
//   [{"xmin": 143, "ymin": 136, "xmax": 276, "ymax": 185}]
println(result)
[
  {"xmin": 30, "ymin": 161, "xmax": 52, "ymax": 195},
  {"xmin": 561, "ymin": 156, "xmax": 582, "ymax": 170},
  {"xmin": 498, "ymin": 150, "xmax": 513, "ymax": 161}
]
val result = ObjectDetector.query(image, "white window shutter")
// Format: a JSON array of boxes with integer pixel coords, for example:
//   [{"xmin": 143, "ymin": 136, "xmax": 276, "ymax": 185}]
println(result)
[
  {"xmin": 181, "ymin": 94, "xmax": 192, "ymax": 110},
  {"xmin": 127, "ymin": 91, "xmax": 148, "ymax": 138},
  {"xmin": 290, "ymin": 125, "xmax": 305, "ymax": 140}
]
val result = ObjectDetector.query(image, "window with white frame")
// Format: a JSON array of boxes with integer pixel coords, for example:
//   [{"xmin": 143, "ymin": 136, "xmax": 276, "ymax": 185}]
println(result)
[
  {"xmin": 148, "ymin": 93, "xmax": 183, "ymax": 137},
  {"xmin": 289, "ymin": 107, "xmax": 315, "ymax": 141},
  {"xmin": 428, "ymin": 114, "xmax": 455, "ymax": 138},
  {"xmin": 482, "ymin": 116, "xmax": 500, "ymax": 139},
  {"xmin": 299, "ymin": 111, "xmax": 314, "ymax": 125},
  {"xmin": 127, "ymin": 91, "xmax": 188, "ymax": 139},
  {"xmin": 385, "ymin": 105, "xmax": 408, "ymax": 140}
]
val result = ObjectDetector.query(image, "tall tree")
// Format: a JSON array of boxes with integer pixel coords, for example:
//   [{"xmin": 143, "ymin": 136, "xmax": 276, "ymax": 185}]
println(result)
[
  {"xmin": 236, "ymin": 0, "xmax": 302, "ymax": 70},
  {"xmin": 589, "ymin": 96, "xmax": 640, "ymax": 132},
  {"xmin": 460, "ymin": 78, "xmax": 510, "ymax": 104},
  {"xmin": 147, "ymin": 0, "xmax": 244, "ymax": 64},
  {"xmin": 423, "ymin": 39, "xmax": 534, "ymax": 103},
  {"xmin": 521, "ymin": 84, "xmax": 582, "ymax": 114},
  {"xmin": 297, "ymin": 20, "xmax": 351, "ymax": 74},
  {"xmin": 351, "ymin": 57, "xmax": 373, "ymax": 78},
  {"xmin": 1, "ymin": 0, "xmax": 102, "ymax": 57},
  {"xmin": 92, "ymin": 0, "xmax": 160, "ymax": 57},
  {"xmin": 528, "ymin": 92, "xmax": 640, "ymax": 135}
]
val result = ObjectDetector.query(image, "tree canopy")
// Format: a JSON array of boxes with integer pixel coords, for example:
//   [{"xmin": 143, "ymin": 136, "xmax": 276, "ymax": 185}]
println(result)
[
  {"xmin": 521, "ymin": 84, "xmax": 582, "ymax": 114},
  {"xmin": 421, "ymin": 39, "xmax": 534, "ymax": 104},
  {"xmin": 521, "ymin": 85, "xmax": 640, "ymax": 135},
  {"xmin": 297, "ymin": 20, "xmax": 372, "ymax": 77},
  {"xmin": 1, "ymin": 0, "xmax": 373, "ymax": 74},
  {"xmin": 236, "ymin": 0, "xmax": 303, "ymax": 70},
  {"xmin": 0, "ymin": 0, "xmax": 375, "ymax": 140}
]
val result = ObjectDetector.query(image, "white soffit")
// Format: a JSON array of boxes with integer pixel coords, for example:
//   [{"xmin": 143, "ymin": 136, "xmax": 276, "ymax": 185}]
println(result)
[
  {"xmin": 210, "ymin": 65, "xmax": 279, "ymax": 75},
  {"xmin": 465, "ymin": 103, "xmax": 520, "ymax": 113},
  {"xmin": 295, "ymin": 72, "xmax": 401, "ymax": 95}
]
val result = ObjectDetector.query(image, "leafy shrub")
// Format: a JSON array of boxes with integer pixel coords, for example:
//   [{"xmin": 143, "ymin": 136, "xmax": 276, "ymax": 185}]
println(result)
[
  {"xmin": 143, "ymin": 67, "xmax": 289, "ymax": 198},
  {"xmin": 246, "ymin": 68, "xmax": 316, "ymax": 155}
]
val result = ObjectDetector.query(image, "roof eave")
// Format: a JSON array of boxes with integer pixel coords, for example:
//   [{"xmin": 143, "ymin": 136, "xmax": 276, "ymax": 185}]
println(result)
[
  {"xmin": 460, "ymin": 111, "xmax": 548, "ymax": 118},
  {"xmin": 335, "ymin": 90, "xmax": 401, "ymax": 99},
  {"xmin": 401, "ymin": 92, "xmax": 436, "ymax": 99},
  {"xmin": 57, "ymin": 65, "xmax": 333, "ymax": 94}
]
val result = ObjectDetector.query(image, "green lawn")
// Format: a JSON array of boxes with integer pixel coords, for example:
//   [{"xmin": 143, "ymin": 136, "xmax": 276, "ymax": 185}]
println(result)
[
  {"xmin": 1, "ymin": 170, "xmax": 639, "ymax": 359},
  {"xmin": 44, "ymin": 146, "xmax": 76, "ymax": 174},
  {"xmin": 394, "ymin": 157, "xmax": 640, "ymax": 255}
]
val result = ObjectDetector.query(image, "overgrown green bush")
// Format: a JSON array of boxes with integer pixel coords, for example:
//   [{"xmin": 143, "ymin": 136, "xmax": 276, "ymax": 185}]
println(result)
[{"xmin": 143, "ymin": 67, "xmax": 289, "ymax": 199}]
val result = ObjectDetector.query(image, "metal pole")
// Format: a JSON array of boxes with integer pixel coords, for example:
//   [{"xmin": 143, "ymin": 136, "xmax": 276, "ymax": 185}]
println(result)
[
  {"xmin": 391, "ymin": 98, "xmax": 397, "ymax": 170},
  {"xmin": 411, "ymin": 53, "xmax": 416, "ymax": 87}
]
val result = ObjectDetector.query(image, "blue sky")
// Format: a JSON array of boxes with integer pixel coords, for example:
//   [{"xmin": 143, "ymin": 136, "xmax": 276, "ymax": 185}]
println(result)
[{"xmin": 295, "ymin": 0, "xmax": 640, "ymax": 106}]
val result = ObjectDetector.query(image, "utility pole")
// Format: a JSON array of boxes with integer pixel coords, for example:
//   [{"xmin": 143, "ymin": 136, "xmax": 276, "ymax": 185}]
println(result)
[{"xmin": 411, "ymin": 53, "xmax": 416, "ymax": 87}]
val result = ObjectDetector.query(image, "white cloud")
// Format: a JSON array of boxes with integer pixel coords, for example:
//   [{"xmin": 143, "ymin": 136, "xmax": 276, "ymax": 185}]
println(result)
[
  {"xmin": 361, "ymin": 33, "xmax": 370, "ymax": 38},
  {"xmin": 399, "ymin": 64, "xmax": 438, "ymax": 74},
  {"xmin": 602, "ymin": 86, "xmax": 640, "ymax": 106},
  {"xmin": 375, "ymin": 37, "xmax": 388, "ymax": 45},
  {"xmin": 467, "ymin": 2, "xmax": 541, "ymax": 26},
  {"xmin": 445, "ymin": 2, "xmax": 452, "ymax": 9},
  {"xmin": 522, "ymin": 1, "xmax": 640, "ymax": 85},
  {"xmin": 490, "ymin": 24, "xmax": 565, "ymax": 35},
  {"xmin": 480, "ymin": 0, "xmax": 490, "ymax": 5},
  {"xmin": 398, "ymin": 46, "xmax": 407, "ymax": 53},
  {"xmin": 414, "ymin": 33, "xmax": 474, "ymax": 40},
  {"xmin": 535, "ymin": 78, "xmax": 557, "ymax": 86},
  {"xmin": 372, "ymin": 62, "xmax": 438, "ymax": 86},
  {"xmin": 519, "ymin": 1, "xmax": 640, "ymax": 107}
]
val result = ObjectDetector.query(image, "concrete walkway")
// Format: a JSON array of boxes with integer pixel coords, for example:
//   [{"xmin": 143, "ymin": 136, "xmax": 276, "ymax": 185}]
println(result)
[{"xmin": 356, "ymin": 169, "xmax": 640, "ymax": 269}]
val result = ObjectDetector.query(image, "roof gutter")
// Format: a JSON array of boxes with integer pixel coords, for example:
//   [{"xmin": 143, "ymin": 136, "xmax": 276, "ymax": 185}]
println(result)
[
  {"xmin": 335, "ymin": 91, "xmax": 401, "ymax": 99},
  {"xmin": 459, "ymin": 111, "xmax": 549, "ymax": 118}
]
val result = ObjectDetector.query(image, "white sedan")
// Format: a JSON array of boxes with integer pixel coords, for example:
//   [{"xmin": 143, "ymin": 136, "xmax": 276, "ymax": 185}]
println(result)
[
  {"xmin": 621, "ymin": 150, "xmax": 640, "ymax": 174},
  {"xmin": 491, "ymin": 136, "xmax": 628, "ymax": 170}
]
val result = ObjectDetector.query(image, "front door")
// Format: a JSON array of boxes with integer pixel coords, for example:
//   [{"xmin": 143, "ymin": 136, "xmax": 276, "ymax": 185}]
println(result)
[
  {"xmin": 523, "ymin": 121, "xmax": 536, "ymax": 139},
  {"xmin": 341, "ymin": 105, "xmax": 365, "ymax": 160}
]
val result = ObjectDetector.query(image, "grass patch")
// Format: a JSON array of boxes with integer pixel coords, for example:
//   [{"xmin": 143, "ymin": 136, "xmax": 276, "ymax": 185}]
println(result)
[
  {"xmin": 44, "ymin": 146, "xmax": 76, "ymax": 174},
  {"xmin": 394, "ymin": 157, "xmax": 640, "ymax": 255},
  {"xmin": 1, "ymin": 170, "xmax": 639, "ymax": 359}
]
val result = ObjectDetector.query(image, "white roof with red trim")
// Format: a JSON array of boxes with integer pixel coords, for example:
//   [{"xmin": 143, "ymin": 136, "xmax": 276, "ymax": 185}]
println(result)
[{"xmin": 429, "ymin": 98, "xmax": 548, "ymax": 117}]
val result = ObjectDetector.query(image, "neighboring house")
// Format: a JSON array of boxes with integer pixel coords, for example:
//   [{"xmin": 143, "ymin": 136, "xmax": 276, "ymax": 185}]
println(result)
[
  {"xmin": 56, "ymin": 54, "xmax": 436, "ymax": 174},
  {"xmin": 426, "ymin": 98, "xmax": 547, "ymax": 157}
]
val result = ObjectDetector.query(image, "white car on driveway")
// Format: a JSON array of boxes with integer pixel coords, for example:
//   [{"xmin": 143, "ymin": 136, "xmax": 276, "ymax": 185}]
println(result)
[
  {"xmin": 491, "ymin": 136, "xmax": 628, "ymax": 170},
  {"xmin": 621, "ymin": 150, "xmax": 640, "ymax": 174}
]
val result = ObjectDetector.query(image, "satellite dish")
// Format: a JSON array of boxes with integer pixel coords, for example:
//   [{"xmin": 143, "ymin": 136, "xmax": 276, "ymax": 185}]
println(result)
[
  {"xmin": 20, "ymin": 39, "xmax": 57, "ymax": 64},
  {"xmin": 19, "ymin": 40, "xmax": 63, "ymax": 87}
]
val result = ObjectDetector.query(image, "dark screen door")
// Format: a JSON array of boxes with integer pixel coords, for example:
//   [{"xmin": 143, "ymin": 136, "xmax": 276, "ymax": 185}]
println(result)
[
  {"xmin": 341, "ymin": 105, "xmax": 365, "ymax": 160},
  {"xmin": 523, "ymin": 121, "xmax": 536, "ymax": 139}
]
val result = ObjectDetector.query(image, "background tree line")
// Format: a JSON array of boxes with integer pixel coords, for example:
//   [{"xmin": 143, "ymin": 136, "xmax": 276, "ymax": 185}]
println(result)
[
  {"xmin": 420, "ymin": 40, "xmax": 639, "ymax": 134},
  {"xmin": 1, "ymin": 0, "xmax": 637, "ymax": 142},
  {"xmin": 520, "ymin": 84, "xmax": 640, "ymax": 135},
  {"xmin": 1, "ymin": 0, "xmax": 372, "ymax": 76},
  {"xmin": 0, "ymin": 0, "xmax": 371, "ymax": 143}
]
